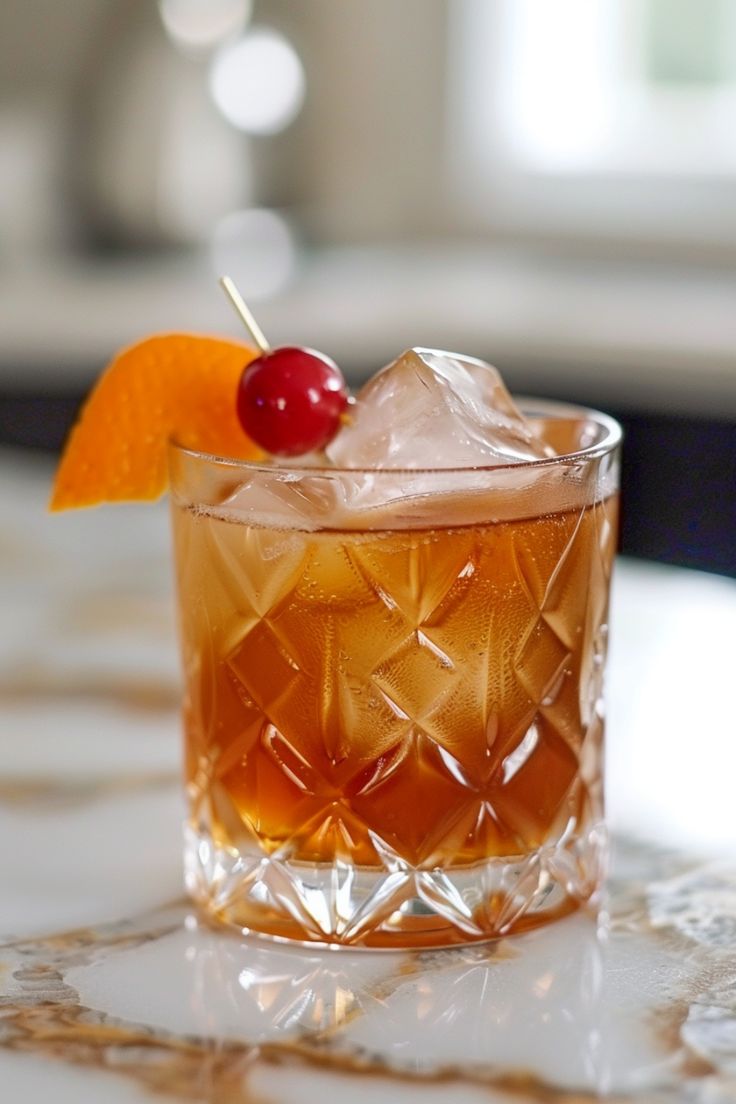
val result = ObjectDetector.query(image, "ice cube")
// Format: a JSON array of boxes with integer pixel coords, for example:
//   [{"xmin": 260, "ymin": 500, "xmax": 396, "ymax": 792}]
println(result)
[
  {"xmin": 218, "ymin": 349, "xmax": 557, "ymax": 532},
  {"xmin": 326, "ymin": 348, "xmax": 553, "ymax": 469},
  {"xmin": 215, "ymin": 466, "xmax": 336, "ymax": 531}
]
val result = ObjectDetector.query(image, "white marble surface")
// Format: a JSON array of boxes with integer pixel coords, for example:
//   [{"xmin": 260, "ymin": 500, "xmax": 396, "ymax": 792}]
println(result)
[{"xmin": 2, "ymin": 450, "xmax": 736, "ymax": 1102}]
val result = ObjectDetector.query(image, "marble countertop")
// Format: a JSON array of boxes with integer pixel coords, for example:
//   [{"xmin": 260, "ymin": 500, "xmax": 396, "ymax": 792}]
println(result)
[{"xmin": 2, "ymin": 450, "xmax": 736, "ymax": 1103}]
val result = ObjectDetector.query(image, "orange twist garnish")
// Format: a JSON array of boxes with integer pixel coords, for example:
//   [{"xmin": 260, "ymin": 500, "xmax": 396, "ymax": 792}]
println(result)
[{"xmin": 50, "ymin": 334, "xmax": 260, "ymax": 511}]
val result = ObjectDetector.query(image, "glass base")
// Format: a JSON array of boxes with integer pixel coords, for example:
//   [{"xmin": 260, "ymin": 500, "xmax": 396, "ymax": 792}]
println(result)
[{"xmin": 184, "ymin": 819, "xmax": 606, "ymax": 949}]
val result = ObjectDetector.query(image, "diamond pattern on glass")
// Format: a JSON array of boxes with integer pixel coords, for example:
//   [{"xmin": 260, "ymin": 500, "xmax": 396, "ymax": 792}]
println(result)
[
  {"xmin": 371, "ymin": 630, "xmax": 460, "ymax": 723},
  {"xmin": 176, "ymin": 476, "xmax": 616, "ymax": 945}
]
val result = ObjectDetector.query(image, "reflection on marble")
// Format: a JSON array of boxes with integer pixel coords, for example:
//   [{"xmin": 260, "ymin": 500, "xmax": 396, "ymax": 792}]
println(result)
[
  {"xmin": 3, "ymin": 454, "xmax": 736, "ymax": 1101},
  {"xmin": 4, "ymin": 844, "xmax": 736, "ymax": 1102}
]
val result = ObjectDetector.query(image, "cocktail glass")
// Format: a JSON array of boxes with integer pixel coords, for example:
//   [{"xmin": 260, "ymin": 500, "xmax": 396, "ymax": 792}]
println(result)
[{"xmin": 169, "ymin": 401, "xmax": 621, "ymax": 948}]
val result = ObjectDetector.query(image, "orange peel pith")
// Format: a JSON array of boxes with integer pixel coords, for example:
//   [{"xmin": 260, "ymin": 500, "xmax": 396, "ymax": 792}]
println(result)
[{"xmin": 50, "ymin": 333, "xmax": 260, "ymax": 511}]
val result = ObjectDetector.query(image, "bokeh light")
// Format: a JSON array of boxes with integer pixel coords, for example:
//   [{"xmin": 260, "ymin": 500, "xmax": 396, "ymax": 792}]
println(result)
[
  {"xmin": 158, "ymin": 0, "xmax": 252, "ymax": 51},
  {"xmin": 210, "ymin": 207, "xmax": 296, "ymax": 300},
  {"xmin": 209, "ymin": 29, "xmax": 306, "ymax": 135}
]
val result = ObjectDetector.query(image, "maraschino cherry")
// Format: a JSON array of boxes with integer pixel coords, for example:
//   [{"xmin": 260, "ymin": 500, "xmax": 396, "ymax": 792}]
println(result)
[{"xmin": 220, "ymin": 276, "xmax": 349, "ymax": 457}]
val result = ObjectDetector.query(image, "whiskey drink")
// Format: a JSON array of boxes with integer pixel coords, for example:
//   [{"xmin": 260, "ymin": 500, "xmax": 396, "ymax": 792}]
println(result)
[{"xmin": 170, "ymin": 401, "xmax": 621, "ymax": 947}]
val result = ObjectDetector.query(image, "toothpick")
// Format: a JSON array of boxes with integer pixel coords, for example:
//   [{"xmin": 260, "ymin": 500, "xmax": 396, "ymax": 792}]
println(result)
[{"xmin": 219, "ymin": 276, "xmax": 271, "ymax": 354}]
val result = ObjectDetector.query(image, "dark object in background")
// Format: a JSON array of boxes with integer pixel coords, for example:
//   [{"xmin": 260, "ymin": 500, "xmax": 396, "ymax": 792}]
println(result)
[
  {"xmin": 0, "ymin": 390, "xmax": 82, "ymax": 457},
  {"xmin": 0, "ymin": 387, "xmax": 734, "ymax": 579},
  {"xmin": 612, "ymin": 408, "xmax": 735, "ymax": 579}
]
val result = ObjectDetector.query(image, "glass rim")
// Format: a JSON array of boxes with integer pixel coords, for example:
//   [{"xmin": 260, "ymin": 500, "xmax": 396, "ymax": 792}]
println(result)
[{"xmin": 169, "ymin": 397, "xmax": 622, "ymax": 477}]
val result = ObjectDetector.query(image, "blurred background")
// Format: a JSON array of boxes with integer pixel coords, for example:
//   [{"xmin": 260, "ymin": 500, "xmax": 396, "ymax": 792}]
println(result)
[{"xmin": 1, "ymin": 0, "xmax": 734, "ymax": 575}]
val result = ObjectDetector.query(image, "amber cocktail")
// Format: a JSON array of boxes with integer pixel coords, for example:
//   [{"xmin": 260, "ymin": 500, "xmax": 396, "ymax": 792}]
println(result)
[{"xmin": 170, "ymin": 401, "xmax": 620, "ymax": 948}]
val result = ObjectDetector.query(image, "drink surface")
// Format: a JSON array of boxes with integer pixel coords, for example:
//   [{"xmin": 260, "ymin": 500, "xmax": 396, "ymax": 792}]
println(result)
[{"xmin": 173, "ymin": 494, "xmax": 618, "ymax": 874}]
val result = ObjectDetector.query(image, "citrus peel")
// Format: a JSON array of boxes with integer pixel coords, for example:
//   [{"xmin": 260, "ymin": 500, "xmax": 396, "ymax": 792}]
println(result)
[{"xmin": 50, "ymin": 333, "xmax": 260, "ymax": 511}]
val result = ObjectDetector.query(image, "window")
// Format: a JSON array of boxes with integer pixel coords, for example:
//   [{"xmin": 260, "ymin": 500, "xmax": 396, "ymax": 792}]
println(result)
[{"xmin": 450, "ymin": 0, "xmax": 736, "ymax": 250}]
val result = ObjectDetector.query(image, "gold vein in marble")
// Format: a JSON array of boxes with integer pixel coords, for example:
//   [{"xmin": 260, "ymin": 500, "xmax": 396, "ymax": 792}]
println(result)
[
  {"xmin": 0, "ymin": 773, "xmax": 179, "ymax": 809},
  {"xmin": 0, "ymin": 904, "xmax": 619, "ymax": 1104},
  {"xmin": 4, "ymin": 855, "xmax": 736, "ymax": 1103},
  {"xmin": 0, "ymin": 676, "xmax": 179, "ymax": 712}
]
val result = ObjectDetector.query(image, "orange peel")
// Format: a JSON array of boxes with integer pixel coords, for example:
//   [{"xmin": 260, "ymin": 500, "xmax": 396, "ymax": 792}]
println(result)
[{"xmin": 50, "ymin": 333, "xmax": 260, "ymax": 511}]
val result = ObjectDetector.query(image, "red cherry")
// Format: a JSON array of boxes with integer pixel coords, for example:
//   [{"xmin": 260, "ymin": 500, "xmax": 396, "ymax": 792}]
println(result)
[{"xmin": 237, "ymin": 346, "xmax": 349, "ymax": 457}]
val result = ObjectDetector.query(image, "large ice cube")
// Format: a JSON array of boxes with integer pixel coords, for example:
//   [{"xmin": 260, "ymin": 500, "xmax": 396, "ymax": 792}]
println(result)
[
  {"xmin": 326, "ymin": 348, "xmax": 553, "ymax": 469},
  {"xmin": 219, "ymin": 348, "xmax": 560, "ymax": 531}
]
